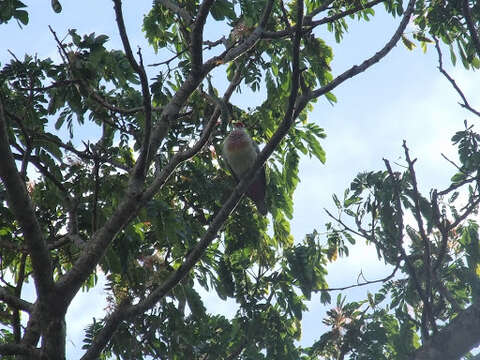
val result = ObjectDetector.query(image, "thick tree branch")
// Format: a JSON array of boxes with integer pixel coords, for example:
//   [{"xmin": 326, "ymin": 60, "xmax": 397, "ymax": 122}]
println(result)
[
  {"xmin": 191, "ymin": 0, "xmax": 215, "ymax": 75},
  {"xmin": 0, "ymin": 97, "xmax": 54, "ymax": 301},
  {"xmin": 409, "ymin": 301, "xmax": 480, "ymax": 359},
  {"xmin": 0, "ymin": 286, "xmax": 33, "ymax": 313},
  {"xmin": 21, "ymin": 303, "xmax": 43, "ymax": 348},
  {"xmin": 0, "ymin": 343, "xmax": 41, "ymax": 358}
]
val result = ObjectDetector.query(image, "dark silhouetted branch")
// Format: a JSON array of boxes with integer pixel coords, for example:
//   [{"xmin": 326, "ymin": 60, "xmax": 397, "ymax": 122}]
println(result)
[
  {"xmin": 434, "ymin": 36, "xmax": 480, "ymax": 118},
  {"xmin": 462, "ymin": 0, "xmax": 480, "ymax": 57},
  {"xmin": 0, "ymin": 97, "xmax": 54, "ymax": 302},
  {"xmin": 0, "ymin": 286, "xmax": 33, "ymax": 313}
]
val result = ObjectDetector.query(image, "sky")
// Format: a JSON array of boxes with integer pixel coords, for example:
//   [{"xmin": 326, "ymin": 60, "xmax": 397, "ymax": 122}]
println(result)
[{"xmin": 1, "ymin": 0, "xmax": 480, "ymax": 358}]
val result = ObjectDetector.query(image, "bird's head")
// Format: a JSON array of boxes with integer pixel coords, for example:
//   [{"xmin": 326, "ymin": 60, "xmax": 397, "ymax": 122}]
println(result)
[
  {"xmin": 233, "ymin": 121, "xmax": 246, "ymax": 129},
  {"xmin": 228, "ymin": 121, "xmax": 248, "ymax": 138}
]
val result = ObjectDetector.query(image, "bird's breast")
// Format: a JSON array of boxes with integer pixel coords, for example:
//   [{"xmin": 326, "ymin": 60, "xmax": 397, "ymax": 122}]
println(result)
[{"xmin": 224, "ymin": 140, "xmax": 257, "ymax": 176}]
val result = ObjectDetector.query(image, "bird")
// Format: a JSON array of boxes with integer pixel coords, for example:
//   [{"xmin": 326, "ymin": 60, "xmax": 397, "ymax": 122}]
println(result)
[{"xmin": 222, "ymin": 122, "xmax": 267, "ymax": 215}]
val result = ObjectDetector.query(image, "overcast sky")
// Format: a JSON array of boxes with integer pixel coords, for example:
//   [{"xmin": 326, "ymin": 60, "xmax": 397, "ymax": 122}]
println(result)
[{"xmin": 1, "ymin": 1, "xmax": 480, "ymax": 357}]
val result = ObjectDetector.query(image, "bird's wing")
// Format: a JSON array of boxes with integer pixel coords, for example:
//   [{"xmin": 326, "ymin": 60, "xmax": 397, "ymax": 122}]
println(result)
[
  {"xmin": 225, "ymin": 160, "xmax": 240, "ymax": 182},
  {"xmin": 222, "ymin": 142, "xmax": 240, "ymax": 182}
]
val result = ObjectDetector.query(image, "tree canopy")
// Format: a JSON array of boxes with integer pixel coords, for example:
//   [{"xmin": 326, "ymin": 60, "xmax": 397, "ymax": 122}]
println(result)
[{"xmin": 0, "ymin": 0, "xmax": 480, "ymax": 359}]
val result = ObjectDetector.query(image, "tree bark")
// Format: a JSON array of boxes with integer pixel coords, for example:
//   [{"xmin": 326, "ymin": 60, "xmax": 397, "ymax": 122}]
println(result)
[{"xmin": 410, "ymin": 302, "xmax": 480, "ymax": 360}]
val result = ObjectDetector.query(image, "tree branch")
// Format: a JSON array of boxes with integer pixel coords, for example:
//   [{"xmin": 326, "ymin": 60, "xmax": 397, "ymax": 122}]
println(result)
[
  {"xmin": 304, "ymin": 0, "xmax": 335, "ymax": 23},
  {"xmin": 191, "ymin": 0, "xmax": 215, "ymax": 75},
  {"xmin": 462, "ymin": 0, "xmax": 480, "ymax": 57},
  {"xmin": 112, "ymin": 0, "xmax": 152, "ymax": 180},
  {"xmin": 403, "ymin": 141, "xmax": 436, "ymax": 333},
  {"xmin": 263, "ymin": 0, "xmax": 384, "ymax": 39},
  {"xmin": 430, "ymin": 190, "xmax": 449, "ymax": 273},
  {"xmin": 0, "ymin": 286, "xmax": 33, "ymax": 313},
  {"xmin": 307, "ymin": 0, "xmax": 416, "ymax": 105},
  {"xmin": 433, "ymin": 36, "xmax": 480, "ymax": 118},
  {"xmin": 13, "ymin": 253, "xmax": 28, "ymax": 342},
  {"xmin": 155, "ymin": 0, "xmax": 192, "ymax": 24},
  {"xmin": 309, "ymin": 0, "xmax": 384, "ymax": 27},
  {"xmin": 448, "ymin": 194, "xmax": 480, "ymax": 230},
  {"xmin": 409, "ymin": 301, "xmax": 480, "ymax": 359},
  {"xmin": 221, "ymin": 0, "xmax": 275, "ymax": 63},
  {"xmin": 322, "ymin": 265, "xmax": 400, "ymax": 292},
  {"xmin": 384, "ymin": 158, "xmax": 429, "ymax": 337},
  {"xmin": 0, "ymin": 343, "xmax": 41, "ymax": 358},
  {"xmin": 0, "ymin": 96, "xmax": 54, "ymax": 301}
]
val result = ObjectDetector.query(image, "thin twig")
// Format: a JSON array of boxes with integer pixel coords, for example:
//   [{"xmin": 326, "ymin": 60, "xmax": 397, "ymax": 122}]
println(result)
[
  {"xmin": 323, "ymin": 265, "xmax": 400, "ymax": 292},
  {"xmin": 433, "ymin": 36, "xmax": 480, "ymax": 118}
]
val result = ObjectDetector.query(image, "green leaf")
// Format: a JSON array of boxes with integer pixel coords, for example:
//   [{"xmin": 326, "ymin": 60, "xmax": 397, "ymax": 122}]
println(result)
[
  {"xmin": 13, "ymin": 9, "xmax": 28, "ymax": 24},
  {"xmin": 320, "ymin": 290, "xmax": 331, "ymax": 305},
  {"xmin": 449, "ymin": 45, "xmax": 457, "ymax": 65},
  {"xmin": 472, "ymin": 57, "xmax": 480, "ymax": 70},
  {"xmin": 210, "ymin": 0, "xmax": 236, "ymax": 21},
  {"xmin": 332, "ymin": 194, "xmax": 341, "ymax": 209},
  {"xmin": 451, "ymin": 172, "xmax": 466, "ymax": 183},
  {"xmin": 51, "ymin": 0, "xmax": 62, "ymax": 13},
  {"xmin": 305, "ymin": 132, "xmax": 326, "ymax": 163},
  {"xmin": 401, "ymin": 35, "xmax": 416, "ymax": 51},
  {"xmin": 325, "ymin": 91, "xmax": 337, "ymax": 104}
]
